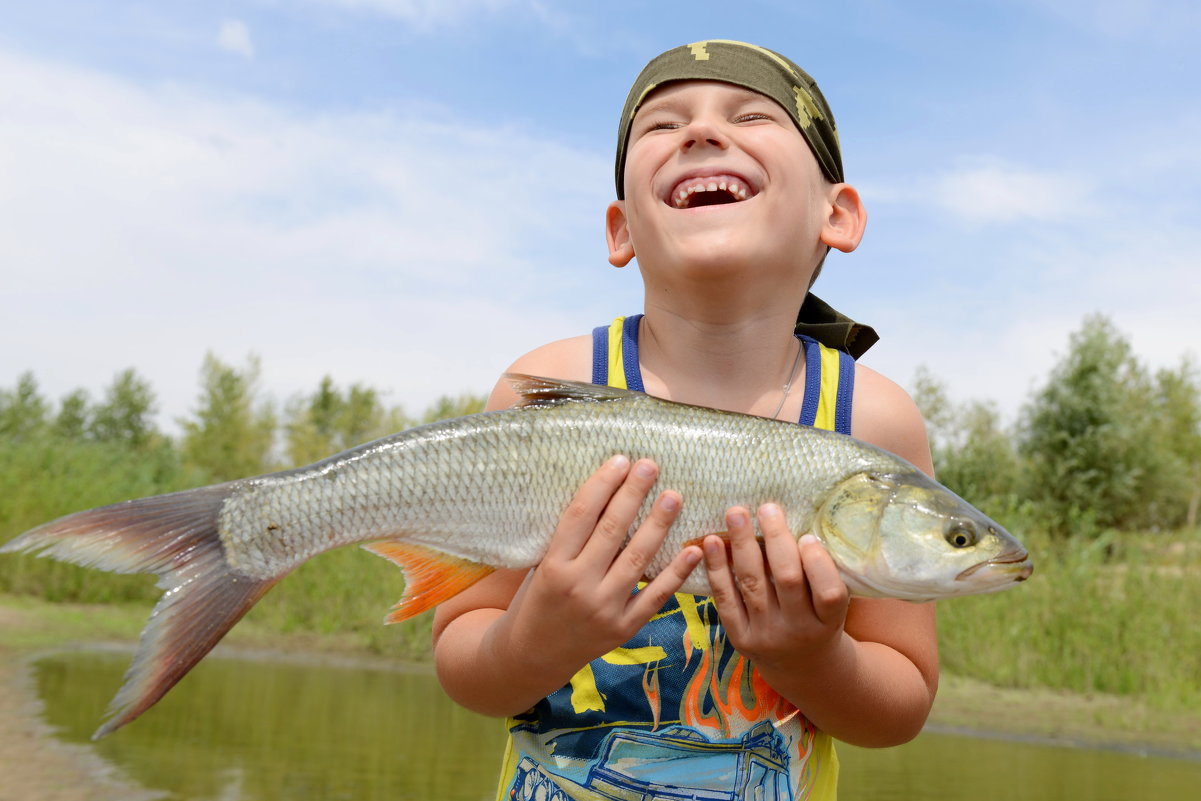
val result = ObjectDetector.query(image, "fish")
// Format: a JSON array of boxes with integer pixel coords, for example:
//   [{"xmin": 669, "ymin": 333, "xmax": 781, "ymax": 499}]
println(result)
[{"xmin": 1, "ymin": 374, "xmax": 1032, "ymax": 738}]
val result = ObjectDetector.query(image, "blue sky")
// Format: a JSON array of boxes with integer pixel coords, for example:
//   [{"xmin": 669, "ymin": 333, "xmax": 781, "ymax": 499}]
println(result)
[{"xmin": 2, "ymin": 0, "xmax": 1198, "ymax": 430}]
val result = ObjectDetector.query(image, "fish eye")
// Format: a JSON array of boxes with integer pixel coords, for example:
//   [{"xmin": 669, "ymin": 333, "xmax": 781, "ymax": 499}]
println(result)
[{"xmin": 945, "ymin": 522, "xmax": 977, "ymax": 548}]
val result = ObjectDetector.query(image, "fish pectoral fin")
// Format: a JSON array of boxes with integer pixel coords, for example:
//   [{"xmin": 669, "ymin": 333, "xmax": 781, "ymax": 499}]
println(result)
[{"xmin": 362, "ymin": 540, "xmax": 495, "ymax": 624}]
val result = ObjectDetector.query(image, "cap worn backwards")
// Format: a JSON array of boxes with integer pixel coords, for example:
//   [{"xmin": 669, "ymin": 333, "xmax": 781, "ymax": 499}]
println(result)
[{"xmin": 614, "ymin": 40, "xmax": 844, "ymax": 200}]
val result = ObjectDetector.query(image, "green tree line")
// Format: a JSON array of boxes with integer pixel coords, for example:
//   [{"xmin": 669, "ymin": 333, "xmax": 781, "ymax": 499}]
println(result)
[
  {"xmin": 914, "ymin": 313, "xmax": 1201, "ymax": 538},
  {"xmin": 0, "ymin": 353, "xmax": 484, "ymax": 609}
]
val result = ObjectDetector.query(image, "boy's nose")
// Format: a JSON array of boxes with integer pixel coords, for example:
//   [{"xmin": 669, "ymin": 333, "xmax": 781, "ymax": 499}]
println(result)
[{"xmin": 679, "ymin": 117, "xmax": 729, "ymax": 153}]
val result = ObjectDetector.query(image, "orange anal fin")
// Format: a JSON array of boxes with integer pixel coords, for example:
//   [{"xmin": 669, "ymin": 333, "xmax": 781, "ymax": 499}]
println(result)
[{"xmin": 362, "ymin": 540, "xmax": 495, "ymax": 624}]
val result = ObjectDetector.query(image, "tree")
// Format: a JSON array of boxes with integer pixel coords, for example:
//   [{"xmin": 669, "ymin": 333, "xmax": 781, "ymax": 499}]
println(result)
[
  {"xmin": 0, "ymin": 372, "xmax": 49, "ymax": 440},
  {"xmin": 180, "ymin": 354, "xmax": 277, "ymax": 481},
  {"xmin": 284, "ymin": 377, "xmax": 409, "ymax": 467},
  {"xmin": 52, "ymin": 389, "xmax": 91, "ymax": 440},
  {"xmin": 1017, "ymin": 315, "xmax": 1160, "ymax": 536},
  {"xmin": 1146, "ymin": 358, "xmax": 1201, "ymax": 529},
  {"xmin": 90, "ymin": 368, "xmax": 159, "ymax": 449},
  {"xmin": 420, "ymin": 393, "xmax": 486, "ymax": 424},
  {"xmin": 910, "ymin": 367, "xmax": 1021, "ymax": 517}
]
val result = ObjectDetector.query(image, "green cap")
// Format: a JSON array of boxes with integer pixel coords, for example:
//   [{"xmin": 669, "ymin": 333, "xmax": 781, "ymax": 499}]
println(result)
[{"xmin": 615, "ymin": 40, "xmax": 844, "ymax": 199}]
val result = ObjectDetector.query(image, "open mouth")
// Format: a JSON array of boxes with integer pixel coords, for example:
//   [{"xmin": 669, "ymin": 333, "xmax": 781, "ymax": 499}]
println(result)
[{"xmin": 669, "ymin": 174, "xmax": 754, "ymax": 209}]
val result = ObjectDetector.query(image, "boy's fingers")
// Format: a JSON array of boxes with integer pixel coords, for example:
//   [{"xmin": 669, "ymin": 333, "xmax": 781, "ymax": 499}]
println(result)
[
  {"xmin": 606, "ymin": 489, "xmax": 682, "ymax": 587},
  {"xmin": 545, "ymin": 455, "xmax": 632, "ymax": 560},
  {"xmin": 626, "ymin": 543, "xmax": 702, "ymax": 622},
  {"xmin": 577, "ymin": 458, "xmax": 661, "ymax": 568},
  {"xmin": 798, "ymin": 534, "xmax": 849, "ymax": 626},
  {"xmin": 702, "ymin": 533, "xmax": 749, "ymax": 630},
  {"xmin": 725, "ymin": 507, "xmax": 774, "ymax": 615},
  {"xmin": 760, "ymin": 504, "xmax": 811, "ymax": 612}
]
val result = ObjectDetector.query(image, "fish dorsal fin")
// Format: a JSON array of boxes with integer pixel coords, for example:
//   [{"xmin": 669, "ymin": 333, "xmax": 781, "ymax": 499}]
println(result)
[{"xmin": 505, "ymin": 373, "xmax": 642, "ymax": 408}]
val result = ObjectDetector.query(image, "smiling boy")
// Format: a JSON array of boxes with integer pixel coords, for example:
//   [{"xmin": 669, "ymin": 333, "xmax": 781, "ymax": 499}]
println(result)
[{"xmin": 433, "ymin": 41, "xmax": 937, "ymax": 800}]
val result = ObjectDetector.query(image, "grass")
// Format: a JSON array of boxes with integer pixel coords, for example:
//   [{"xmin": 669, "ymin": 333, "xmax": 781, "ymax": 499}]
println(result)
[{"xmin": 937, "ymin": 525, "xmax": 1201, "ymax": 711}]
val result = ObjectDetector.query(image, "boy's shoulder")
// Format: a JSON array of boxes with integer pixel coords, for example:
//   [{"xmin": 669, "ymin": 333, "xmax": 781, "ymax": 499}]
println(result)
[
  {"xmin": 486, "ymin": 335, "xmax": 593, "ymax": 411},
  {"xmin": 851, "ymin": 362, "xmax": 933, "ymax": 474}
]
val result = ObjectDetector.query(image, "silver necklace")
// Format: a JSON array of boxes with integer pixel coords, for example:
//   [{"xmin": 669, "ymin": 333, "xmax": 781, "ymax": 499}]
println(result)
[{"xmin": 770, "ymin": 338, "xmax": 804, "ymax": 419}]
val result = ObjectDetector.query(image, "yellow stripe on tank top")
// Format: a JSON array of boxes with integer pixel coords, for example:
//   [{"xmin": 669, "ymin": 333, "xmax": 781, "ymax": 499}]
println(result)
[
  {"xmin": 814, "ymin": 343, "xmax": 842, "ymax": 432},
  {"xmin": 607, "ymin": 317, "xmax": 628, "ymax": 390}
]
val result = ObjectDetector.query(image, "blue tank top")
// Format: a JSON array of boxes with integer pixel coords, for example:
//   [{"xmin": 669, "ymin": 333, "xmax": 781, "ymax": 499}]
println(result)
[{"xmin": 495, "ymin": 316, "xmax": 856, "ymax": 801}]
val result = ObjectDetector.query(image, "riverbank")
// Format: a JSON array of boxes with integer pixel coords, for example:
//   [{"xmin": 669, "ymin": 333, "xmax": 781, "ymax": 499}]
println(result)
[{"xmin": 1, "ymin": 595, "xmax": 1198, "ymax": 801}]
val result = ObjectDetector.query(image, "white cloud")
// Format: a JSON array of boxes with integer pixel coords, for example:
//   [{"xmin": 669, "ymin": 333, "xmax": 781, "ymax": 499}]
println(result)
[
  {"xmin": 0, "ymin": 48, "xmax": 626, "ymax": 429},
  {"xmin": 932, "ymin": 161, "xmax": 1096, "ymax": 225},
  {"xmin": 216, "ymin": 19, "xmax": 256, "ymax": 60}
]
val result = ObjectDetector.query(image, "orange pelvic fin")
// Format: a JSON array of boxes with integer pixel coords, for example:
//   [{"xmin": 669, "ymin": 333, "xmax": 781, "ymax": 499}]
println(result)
[{"xmin": 362, "ymin": 541, "xmax": 495, "ymax": 623}]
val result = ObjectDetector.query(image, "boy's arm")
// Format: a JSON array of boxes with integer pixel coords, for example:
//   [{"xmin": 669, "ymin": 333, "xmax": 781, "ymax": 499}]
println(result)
[{"xmin": 703, "ymin": 364, "xmax": 939, "ymax": 747}]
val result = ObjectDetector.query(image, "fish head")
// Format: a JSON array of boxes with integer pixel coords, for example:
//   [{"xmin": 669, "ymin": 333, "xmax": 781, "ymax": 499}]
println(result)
[{"xmin": 814, "ymin": 470, "xmax": 1033, "ymax": 602}]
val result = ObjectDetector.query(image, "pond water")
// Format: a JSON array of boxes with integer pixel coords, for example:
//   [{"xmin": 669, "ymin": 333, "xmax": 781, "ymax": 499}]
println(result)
[{"xmin": 34, "ymin": 650, "xmax": 1201, "ymax": 801}]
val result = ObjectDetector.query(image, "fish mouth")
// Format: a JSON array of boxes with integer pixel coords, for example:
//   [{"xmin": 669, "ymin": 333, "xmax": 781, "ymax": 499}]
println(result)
[
  {"xmin": 666, "ymin": 171, "xmax": 757, "ymax": 209},
  {"xmin": 955, "ymin": 549, "xmax": 1034, "ymax": 583}
]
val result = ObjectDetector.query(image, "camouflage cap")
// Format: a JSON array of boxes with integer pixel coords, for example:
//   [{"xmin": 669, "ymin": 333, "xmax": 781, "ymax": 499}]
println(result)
[{"xmin": 615, "ymin": 39, "xmax": 844, "ymax": 199}]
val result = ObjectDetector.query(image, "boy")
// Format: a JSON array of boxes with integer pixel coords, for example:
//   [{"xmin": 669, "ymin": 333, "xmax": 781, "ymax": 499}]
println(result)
[{"xmin": 433, "ymin": 41, "xmax": 937, "ymax": 800}]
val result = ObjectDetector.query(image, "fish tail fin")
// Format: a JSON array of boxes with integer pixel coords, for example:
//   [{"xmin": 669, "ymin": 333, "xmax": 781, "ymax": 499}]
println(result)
[
  {"xmin": 1, "ymin": 484, "xmax": 280, "ymax": 739},
  {"xmin": 362, "ymin": 540, "xmax": 494, "ymax": 623}
]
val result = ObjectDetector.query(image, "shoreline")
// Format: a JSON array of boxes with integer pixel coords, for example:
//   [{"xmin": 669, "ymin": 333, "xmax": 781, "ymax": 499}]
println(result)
[{"xmin": 2, "ymin": 598, "xmax": 1199, "ymax": 800}]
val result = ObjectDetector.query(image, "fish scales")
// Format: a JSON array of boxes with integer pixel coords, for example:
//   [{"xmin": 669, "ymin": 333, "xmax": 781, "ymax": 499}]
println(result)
[{"xmin": 218, "ymin": 391, "xmax": 895, "ymax": 594}]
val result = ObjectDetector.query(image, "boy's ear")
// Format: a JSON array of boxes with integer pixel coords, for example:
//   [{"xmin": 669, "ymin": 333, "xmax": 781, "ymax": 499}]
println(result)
[
  {"xmin": 819, "ymin": 184, "xmax": 867, "ymax": 253},
  {"xmin": 606, "ymin": 201, "xmax": 636, "ymax": 267}
]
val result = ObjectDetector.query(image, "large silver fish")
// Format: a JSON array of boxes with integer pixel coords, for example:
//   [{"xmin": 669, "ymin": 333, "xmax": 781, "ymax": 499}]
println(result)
[{"xmin": 2, "ymin": 375, "xmax": 1031, "ymax": 738}]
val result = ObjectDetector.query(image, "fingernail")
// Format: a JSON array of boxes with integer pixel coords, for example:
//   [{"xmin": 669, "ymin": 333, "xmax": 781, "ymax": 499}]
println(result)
[
  {"xmin": 684, "ymin": 548, "xmax": 702, "ymax": 567},
  {"xmin": 799, "ymin": 533, "xmax": 819, "ymax": 546},
  {"xmin": 609, "ymin": 454, "xmax": 630, "ymax": 470},
  {"xmin": 727, "ymin": 510, "xmax": 747, "ymax": 527},
  {"xmin": 659, "ymin": 493, "xmax": 679, "ymax": 512},
  {"xmin": 635, "ymin": 460, "xmax": 657, "ymax": 479},
  {"xmin": 760, "ymin": 503, "xmax": 781, "ymax": 520}
]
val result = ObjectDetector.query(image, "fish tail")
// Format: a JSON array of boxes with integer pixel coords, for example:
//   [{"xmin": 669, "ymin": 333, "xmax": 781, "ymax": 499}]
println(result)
[{"xmin": 1, "ymin": 484, "xmax": 279, "ymax": 739}]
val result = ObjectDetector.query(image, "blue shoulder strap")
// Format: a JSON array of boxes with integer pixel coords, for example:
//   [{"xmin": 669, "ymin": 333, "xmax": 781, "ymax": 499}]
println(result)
[{"xmin": 593, "ymin": 320, "xmax": 851, "ymax": 432}]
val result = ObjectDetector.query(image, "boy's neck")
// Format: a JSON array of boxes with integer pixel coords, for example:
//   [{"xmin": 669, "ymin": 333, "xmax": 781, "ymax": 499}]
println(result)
[{"xmin": 635, "ymin": 301, "xmax": 811, "ymax": 418}]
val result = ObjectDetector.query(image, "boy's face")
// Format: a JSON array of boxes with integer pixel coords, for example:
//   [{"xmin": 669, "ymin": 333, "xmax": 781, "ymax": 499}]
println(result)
[{"xmin": 608, "ymin": 80, "xmax": 836, "ymax": 279}]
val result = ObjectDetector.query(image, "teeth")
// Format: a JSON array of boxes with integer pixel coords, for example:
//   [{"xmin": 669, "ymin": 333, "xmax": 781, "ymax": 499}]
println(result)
[{"xmin": 671, "ymin": 177, "xmax": 750, "ymax": 208}]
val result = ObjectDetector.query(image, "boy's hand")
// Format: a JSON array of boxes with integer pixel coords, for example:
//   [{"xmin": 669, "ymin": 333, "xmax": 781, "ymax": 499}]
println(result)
[
  {"xmin": 496, "ymin": 455, "xmax": 702, "ymax": 679},
  {"xmin": 702, "ymin": 504, "xmax": 850, "ymax": 670}
]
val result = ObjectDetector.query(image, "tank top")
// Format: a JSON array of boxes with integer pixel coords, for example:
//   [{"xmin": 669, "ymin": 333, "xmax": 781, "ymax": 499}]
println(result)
[{"xmin": 495, "ymin": 315, "xmax": 856, "ymax": 801}]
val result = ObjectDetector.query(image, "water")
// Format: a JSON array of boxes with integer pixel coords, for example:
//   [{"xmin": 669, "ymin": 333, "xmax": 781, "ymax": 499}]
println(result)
[{"xmin": 35, "ymin": 650, "xmax": 1201, "ymax": 801}]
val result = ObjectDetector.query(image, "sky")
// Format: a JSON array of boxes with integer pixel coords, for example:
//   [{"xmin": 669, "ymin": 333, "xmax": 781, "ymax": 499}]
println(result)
[{"xmin": 1, "ymin": 0, "xmax": 1199, "ymax": 433}]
